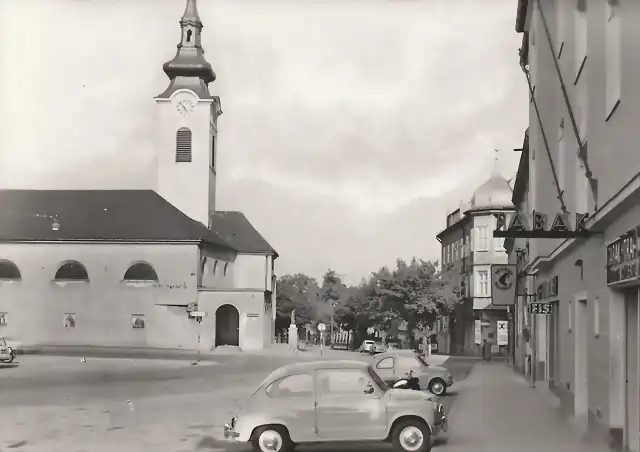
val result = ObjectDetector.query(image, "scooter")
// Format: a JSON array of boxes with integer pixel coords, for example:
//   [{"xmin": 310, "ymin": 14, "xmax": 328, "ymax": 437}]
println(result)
[{"xmin": 391, "ymin": 371, "xmax": 421, "ymax": 391}]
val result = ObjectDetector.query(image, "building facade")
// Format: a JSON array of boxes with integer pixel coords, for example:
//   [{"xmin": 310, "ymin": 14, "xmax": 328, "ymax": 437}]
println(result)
[
  {"xmin": 437, "ymin": 167, "xmax": 515, "ymax": 357},
  {"xmin": 0, "ymin": 0, "xmax": 277, "ymax": 352},
  {"xmin": 512, "ymin": 0, "xmax": 640, "ymax": 450}
]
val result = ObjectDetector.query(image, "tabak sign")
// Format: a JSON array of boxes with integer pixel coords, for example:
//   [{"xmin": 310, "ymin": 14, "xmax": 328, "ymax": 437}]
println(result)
[
  {"xmin": 493, "ymin": 211, "xmax": 592, "ymax": 239},
  {"xmin": 607, "ymin": 227, "xmax": 640, "ymax": 286}
]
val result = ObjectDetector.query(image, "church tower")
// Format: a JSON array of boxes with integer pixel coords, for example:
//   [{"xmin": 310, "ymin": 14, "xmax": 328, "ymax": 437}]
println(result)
[{"xmin": 154, "ymin": 0, "xmax": 220, "ymax": 226}]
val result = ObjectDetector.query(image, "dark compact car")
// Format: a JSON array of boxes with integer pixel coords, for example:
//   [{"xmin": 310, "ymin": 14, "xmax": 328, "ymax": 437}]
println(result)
[{"xmin": 372, "ymin": 350, "xmax": 453, "ymax": 396}]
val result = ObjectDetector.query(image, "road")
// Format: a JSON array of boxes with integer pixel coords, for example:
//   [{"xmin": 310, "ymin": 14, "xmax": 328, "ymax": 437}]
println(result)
[{"xmin": 0, "ymin": 352, "xmax": 477, "ymax": 452}]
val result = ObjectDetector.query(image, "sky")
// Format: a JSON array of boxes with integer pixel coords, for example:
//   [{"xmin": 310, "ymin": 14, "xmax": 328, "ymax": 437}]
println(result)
[{"xmin": 0, "ymin": 0, "xmax": 528, "ymax": 285}]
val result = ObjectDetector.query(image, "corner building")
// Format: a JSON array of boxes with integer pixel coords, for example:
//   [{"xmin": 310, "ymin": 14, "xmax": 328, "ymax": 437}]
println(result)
[
  {"xmin": 512, "ymin": 1, "xmax": 640, "ymax": 450},
  {"xmin": 437, "ymin": 167, "xmax": 515, "ymax": 357}
]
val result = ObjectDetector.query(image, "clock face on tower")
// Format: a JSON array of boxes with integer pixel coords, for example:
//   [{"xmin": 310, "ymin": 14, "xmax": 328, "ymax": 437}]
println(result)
[{"xmin": 172, "ymin": 91, "xmax": 198, "ymax": 116}]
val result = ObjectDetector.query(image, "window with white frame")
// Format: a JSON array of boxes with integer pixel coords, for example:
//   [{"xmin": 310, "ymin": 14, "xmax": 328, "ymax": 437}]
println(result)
[
  {"xmin": 477, "ymin": 270, "xmax": 489, "ymax": 297},
  {"xmin": 575, "ymin": 75, "xmax": 588, "ymax": 143},
  {"xmin": 605, "ymin": 0, "xmax": 621, "ymax": 119},
  {"xmin": 575, "ymin": 142, "xmax": 589, "ymax": 214},
  {"xmin": 556, "ymin": 0, "xmax": 565, "ymax": 58},
  {"xmin": 574, "ymin": 0, "xmax": 588, "ymax": 81},
  {"xmin": 476, "ymin": 227, "xmax": 488, "ymax": 251},
  {"xmin": 557, "ymin": 119, "xmax": 566, "ymax": 192},
  {"xmin": 594, "ymin": 296, "xmax": 600, "ymax": 337}
]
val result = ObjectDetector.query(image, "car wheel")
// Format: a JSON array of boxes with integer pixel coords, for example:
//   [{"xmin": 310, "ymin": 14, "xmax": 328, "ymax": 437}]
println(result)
[
  {"xmin": 428, "ymin": 378, "xmax": 446, "ymax": 396},
  {"xmin": 391, "ymin": 418, "xmax": 432, "ymax": 452},
  {"xmin": 251, "ymin": 425, "xmax": 294, "ymax": 452}
]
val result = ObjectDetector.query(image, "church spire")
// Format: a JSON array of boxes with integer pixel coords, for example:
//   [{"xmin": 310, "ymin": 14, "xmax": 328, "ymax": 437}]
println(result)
[{"xmin": 158, "ymin": 0, "xmax": 216, "ymax": 99}]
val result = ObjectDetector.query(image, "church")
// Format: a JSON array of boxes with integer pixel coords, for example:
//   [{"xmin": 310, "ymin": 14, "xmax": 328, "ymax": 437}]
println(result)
[{"xmin": 0, "ymin": 0, "xmax": 277, "ymax": 352}]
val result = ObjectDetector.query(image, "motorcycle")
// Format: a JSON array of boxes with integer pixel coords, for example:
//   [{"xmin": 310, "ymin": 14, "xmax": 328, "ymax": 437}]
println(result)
[{"xmin": 391, "ymin": 371, "xmax": 421, "ymax": 390}]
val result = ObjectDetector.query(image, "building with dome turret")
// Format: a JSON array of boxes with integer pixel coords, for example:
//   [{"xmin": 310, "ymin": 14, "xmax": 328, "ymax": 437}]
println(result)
[{"xmin": 436, "ymin": 165, "xmax": 516, "ymax": 357}]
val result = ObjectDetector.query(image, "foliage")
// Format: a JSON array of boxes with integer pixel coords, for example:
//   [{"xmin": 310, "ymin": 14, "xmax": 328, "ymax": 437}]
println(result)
[
  {"xmin": 275, "ymin": 273, "xmax": 319, "ymax": 332},
  {"xmin": 275, "ymin": 257, "xmax": 465, "ymax": 345}
]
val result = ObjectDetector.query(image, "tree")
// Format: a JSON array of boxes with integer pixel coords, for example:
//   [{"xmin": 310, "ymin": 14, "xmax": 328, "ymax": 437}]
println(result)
[
  {"xmin": 275, "ymin": 273, "xmax": 319, "ymax": 334},
  {"xmin": 377, "ymin": 258, "xmax": 463, "ymax": 348},
  {"xmin": 319, "ymin": 269, "xmax": 347, "ymax": 305}
]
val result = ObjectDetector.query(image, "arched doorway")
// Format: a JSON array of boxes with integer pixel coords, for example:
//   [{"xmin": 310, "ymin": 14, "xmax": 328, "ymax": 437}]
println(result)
[{"xmin": 215, "ymin": 304, "xmax": 240, "ymax": 347}]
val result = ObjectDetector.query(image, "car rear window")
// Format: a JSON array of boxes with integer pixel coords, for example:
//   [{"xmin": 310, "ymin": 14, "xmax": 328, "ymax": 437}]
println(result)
[{"xmin": 265, "ymin": 373, "xmax": 313, "ymax": 398}]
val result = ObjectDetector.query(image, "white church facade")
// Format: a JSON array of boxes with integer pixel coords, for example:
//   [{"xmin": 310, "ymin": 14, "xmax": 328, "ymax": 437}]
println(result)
[{"xmin": 0, "ymin": 0, "xmax": 277, "ymax": 352}]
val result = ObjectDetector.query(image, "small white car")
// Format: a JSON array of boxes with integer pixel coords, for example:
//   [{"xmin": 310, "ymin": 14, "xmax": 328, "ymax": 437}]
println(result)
[
  {"xmin": 224, "ymin": 360, "xmax": 447, "ymax": 452},
  {"xmin": 0, "ymin": 337, "xmax": 15, "ymax": 363},
  {"xmin": 359, "ymin": 340, "xmax": 375, "ymax": 353}
]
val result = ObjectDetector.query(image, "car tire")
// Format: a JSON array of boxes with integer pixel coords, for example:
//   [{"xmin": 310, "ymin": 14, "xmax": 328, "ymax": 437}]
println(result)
[
  {"xmin": 251, "ymin": 425, "xmax": 294, "ymax": 452},
  {"xmin": 391, "ymin": 418, "xmax": 432, "ymax": 452},
  {"xmin": 428, "ymin": 378, "xmax": 447, "ymax": 396}
]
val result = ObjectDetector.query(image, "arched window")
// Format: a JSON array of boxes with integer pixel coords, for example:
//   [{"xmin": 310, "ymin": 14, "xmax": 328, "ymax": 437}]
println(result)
[
  {"xmin": 186, "ymin": 29, "xmax": 193, "ymax": 43},
  {"xmin": 212, "ymin": 260, "xmax": 218, "ymax": 275},
  {"xmin": 54, "ymin": 261, "xmax": 89, "ymax": 281},
  {"xmin": 123, "ymin": 263, "xmax": 158, "ymax": 281},
  {"xmin": 176, "ymin": 127, "xmax": 192, "ymax": 162},
  {"xmin": 200, "ymin": 257, "xmax": 207, "ymax": 275},
  {"xmin": 223, "ymin": 262, "xmax": 229, "ymax": 276},
  {"xmin": 0, "ymin": 260, "xmax": 21, "ymax": 280}
]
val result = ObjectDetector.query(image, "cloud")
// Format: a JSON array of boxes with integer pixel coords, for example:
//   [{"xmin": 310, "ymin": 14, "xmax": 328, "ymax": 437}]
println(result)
[{"xmin": 0, "ymin": 0, "xmax": 527, "ymax": 283}]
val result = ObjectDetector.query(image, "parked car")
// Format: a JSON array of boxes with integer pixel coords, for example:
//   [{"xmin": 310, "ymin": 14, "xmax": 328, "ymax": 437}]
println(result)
[
  {"xmin": 371, "ymin": 341, "xmax": 388, "ymax": 355},
  {"xmin": 372, "ymin": 350, "xmax": 453, "ymax": 396},
  {"xmin": 0, "ymin": 337, "xmax": 16, "ymax": 363},
  {"xmin": 359, "ymin": 339, "xmax": 375, "ymax": 353},
  {"xmin": 224, "ymin": 359, "xmax": 447, "ymax": 452}
]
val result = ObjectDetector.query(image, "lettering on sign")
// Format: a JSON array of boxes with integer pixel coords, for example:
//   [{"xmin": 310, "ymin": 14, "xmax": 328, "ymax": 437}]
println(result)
[
  {"xmin": 607, "ymin": 226, "xmax": 640, "ymax": 286},
  {"xmin": 536, "ymin": 276, "xmax": 559, "ymax": 300},
  {"xmin": 529, "ymin": 302, "xmax": 553, "ymax": 315},
  {"xmin": 493, "ymin": 211, "xmax": 594, "ymax": 239}
]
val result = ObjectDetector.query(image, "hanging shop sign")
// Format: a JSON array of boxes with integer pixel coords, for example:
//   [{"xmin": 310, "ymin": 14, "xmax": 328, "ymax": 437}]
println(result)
[
  {"xmin": 497, "ymin": 321, "xmax": 508, "ymax": 345},
  {"xmin": 536, "ymin": 275, "xmax": 558, "ymax": 300},
  {"xmin": 607, "ymin": 226, "xmax": 640, "ymax": 286},
  {"xmin": 493, "ymin": 211, "xmax": 594, "ymax": 239},
  {"xmin": 529, "ymin": 302, "xmax": 553, "ymax": 314},
  {"xmin": 491, "ymin": 264, "xmax": 516, "ymax": 306}
]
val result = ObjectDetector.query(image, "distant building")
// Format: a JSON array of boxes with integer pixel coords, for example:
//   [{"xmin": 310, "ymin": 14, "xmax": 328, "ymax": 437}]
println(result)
[
  {"xmin": 513, "ymin": 0, "xmax": 640, "ymax": 449},
  {"xmin": 0, "ymin": 0, "xmax": 277, "ymax": 352},
  {"xmin": 436, "ymin": 165, "xmax": 515, "ymax": 356}
]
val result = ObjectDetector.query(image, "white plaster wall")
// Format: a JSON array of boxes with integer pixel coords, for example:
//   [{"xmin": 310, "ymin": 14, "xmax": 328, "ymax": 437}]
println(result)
[
  {"xmin": 155, "ymin": 89, "xmax": 215, "ymax": 226},
  {"xmin": 0, "ymin": 242, "xmax": 203, "ymax": 348},
  {"xmin": 197, "ymin": 290, "xmax": 267, "ymax": 351}
]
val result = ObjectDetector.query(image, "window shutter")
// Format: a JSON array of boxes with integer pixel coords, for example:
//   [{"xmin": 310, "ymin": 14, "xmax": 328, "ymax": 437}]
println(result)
[{"xmin": 176, "ymin": 128, "xmax": 192, "ymax": 162}]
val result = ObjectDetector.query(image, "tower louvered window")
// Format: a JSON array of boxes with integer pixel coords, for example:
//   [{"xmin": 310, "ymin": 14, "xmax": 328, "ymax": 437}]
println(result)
[{"xmin": 176, "ymin": 127, "xmax": 192, "ymax": 162}]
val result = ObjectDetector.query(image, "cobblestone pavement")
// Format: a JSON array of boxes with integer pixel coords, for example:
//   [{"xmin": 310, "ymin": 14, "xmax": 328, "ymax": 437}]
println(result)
[
  {"xmin": 439, "ymin": 362, "xmax": 607, "ymax": 452},
  {"xmin": 0, "ymin": 353, "xmax": 473, "ymax": 452}
]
